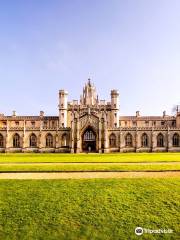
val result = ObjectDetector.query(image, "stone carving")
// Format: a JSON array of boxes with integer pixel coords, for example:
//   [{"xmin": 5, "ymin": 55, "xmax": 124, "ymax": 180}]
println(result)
[{"xmin": 79, "ymin": 114, "xmax": 99, "ymax": 131}]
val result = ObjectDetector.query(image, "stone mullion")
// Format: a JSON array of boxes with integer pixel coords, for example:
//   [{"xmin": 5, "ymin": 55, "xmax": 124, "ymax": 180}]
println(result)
[
  {"xmin": 135, "ymin": 127, "xmax": 138, "ymax": 152},
  {"xmin": 98, "ymin": 119, "xmax": 102, "ymax": 153},
  {"xmin": 22, "ymin": 120, "xmax": 26, "ymax": 151},
  {"xmin": 152, "ymin": 129, "xmax": 156, "ymax": 152},
  {"xmin": 5, "ymin": 120, "xmax": 9, "ymax": 151},
  {"xmin": 70, "ymin": 118, "xmax": 75, "ymax": 153},
  {"xmin": 104, "ymin": 117, "xmax": 109, "ymax": 153},
  {"xmin": 167, "ymin": 127, "xmax": 169, "ymax": 152},
  {"xmin": 119, "ymin": 128, "xmax": 121, "ymax": 152},
  {"xmin": 76, "ymin": 117, "xmax": 80, "ymax": 153},
  {"xmin": 38, "ymin": 120, "xmax": 43, "ymax": 150}
]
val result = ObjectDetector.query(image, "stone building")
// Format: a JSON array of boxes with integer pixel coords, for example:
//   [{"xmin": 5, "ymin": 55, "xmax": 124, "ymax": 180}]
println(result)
[{"xmin": 0, "ymin": 79, "xmax": 180, "ymax": 153}]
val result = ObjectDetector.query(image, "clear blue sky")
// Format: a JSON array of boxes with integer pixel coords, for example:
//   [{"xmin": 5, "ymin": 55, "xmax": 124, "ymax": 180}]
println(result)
[{"xmin": 0, "ymin": 0, "xmax": 180, "ymax": 116}]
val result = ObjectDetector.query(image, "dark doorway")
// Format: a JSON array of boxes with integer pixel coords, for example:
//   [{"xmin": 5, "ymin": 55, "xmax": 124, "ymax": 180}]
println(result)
[{"xmin": 82, "ymin": 127, "xmax": 96, "ymax": 152}]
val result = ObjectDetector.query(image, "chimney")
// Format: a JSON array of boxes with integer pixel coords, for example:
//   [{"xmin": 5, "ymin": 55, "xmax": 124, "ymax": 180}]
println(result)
[
  {"xmin": 136, "ymin": 111, "xmax": 140, "ymax": 117},
  {"xmin": 12, "ymin": 111, "xmax": 16, "ymax": 117},
  {"xmin": 176, "ymin": 105, "xmax": 180, "ymax": 114},
  {"xmin": 40, "ymin": 111, "xmax": 44, "ymax": 117},
  {"xmin": 163, "ymin": 111, "xmax": 166, "ymax": 117}
]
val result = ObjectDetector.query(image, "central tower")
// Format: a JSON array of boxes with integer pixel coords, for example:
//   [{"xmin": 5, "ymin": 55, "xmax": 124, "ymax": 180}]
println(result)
[{"xmin": 80, "ymin": 79, "xmax": 98, "ymax": 106}]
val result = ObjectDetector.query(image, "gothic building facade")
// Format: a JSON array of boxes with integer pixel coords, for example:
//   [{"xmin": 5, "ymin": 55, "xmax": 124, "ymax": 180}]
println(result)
[{"xmin": 0, "ymin": 79, "xmax": 180, "ymax": 153}]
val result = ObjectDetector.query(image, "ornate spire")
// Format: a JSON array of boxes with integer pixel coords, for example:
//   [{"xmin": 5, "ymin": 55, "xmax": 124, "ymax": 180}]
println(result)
[{"xmin": 81, "ymin": 79, "xmax": 97, "ymax": 106}]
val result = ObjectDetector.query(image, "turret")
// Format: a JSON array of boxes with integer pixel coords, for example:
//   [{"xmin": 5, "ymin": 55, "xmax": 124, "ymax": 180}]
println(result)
[
  {"xmin": 176, "ymin": 106, "xmax": 180, "ymax": 128},
  {"xmin": 59, "ymin": 90, "xmax": 68, "ymax": 127},
  {"xmin": 111, "ymin": 90, "xmax": 120, "ymax": 128}
]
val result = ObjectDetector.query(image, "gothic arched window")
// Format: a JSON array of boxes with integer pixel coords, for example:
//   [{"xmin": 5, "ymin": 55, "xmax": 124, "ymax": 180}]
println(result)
[
  {"xmin": 13, "ymin": 133, "xmax": 21, "ymax": 148},
  {"xmin": 109, "ymin": 134, "xmax": 116, "ymax": 147},
  {"xmin": 83, "ymin": 130, "xmax": 96, "ymax": 141},
  {"xmin": 30, "ymin": 134, "xmax": 37, "ymax": 147},
  {"xmin": 0, "ymin": 134, "xmax": 4, "ymax": 148},
  {"xmin": 172, "ymin": 133, "xmax": 179, "ymax": 147},
  {"xmin": 46, "ymin": 134, "xmax": 53, "ymax": 148},
  {"xmin": 141, "ymin": 133, "xmax": 148, "ymax": 147},
  {"xmin": 125, "ymin": 133, "xmax": 133, "ymax": 147},
  {"xmin": 62, "ymin": 134, "xmax": 68, "ymax": 147},
  {"xmin": 157, "ymin": 133, "xmax": 164, "ymax": 147}
]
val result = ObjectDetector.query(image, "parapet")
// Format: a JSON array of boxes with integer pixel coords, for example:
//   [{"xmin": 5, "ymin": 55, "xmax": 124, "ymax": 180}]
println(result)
[
  {"xmin": 59, "ymin": 90, "xmax": 68, "ymax": 95},
  {"xmin": 111, "ymin": 90, "xmax": 119, "ymax": 96}
]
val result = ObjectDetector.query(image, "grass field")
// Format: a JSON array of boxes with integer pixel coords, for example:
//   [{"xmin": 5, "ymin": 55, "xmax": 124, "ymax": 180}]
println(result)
[
  {"xmin": 0, "ymin": 179, "xmax": 180, "ymax": 240},
  {"xmin": 0, "ymin": 163, "xmax": 180, "ymax": 172},
  {"xmin": 0, "ymin": 153, "xmax": 180, "ymax": 173},
  {"xmin": 0, "ymin": 152, "xmax": 180, "ymax": 163},
  {"xmin": 0, "ymin": 153, "xmax": 180, "ymax": 240}
]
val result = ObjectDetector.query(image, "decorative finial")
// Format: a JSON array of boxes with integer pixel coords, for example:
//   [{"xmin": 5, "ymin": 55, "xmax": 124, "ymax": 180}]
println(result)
[{"xmin": 88, "ymin": 78, "xmax": 91, "ymax": 86}]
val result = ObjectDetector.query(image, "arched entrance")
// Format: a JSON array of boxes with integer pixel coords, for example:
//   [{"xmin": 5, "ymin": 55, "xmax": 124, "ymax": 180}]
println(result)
[{"xmin": 82, "ymin": 127, "xmax": 96, "ymax": 152}]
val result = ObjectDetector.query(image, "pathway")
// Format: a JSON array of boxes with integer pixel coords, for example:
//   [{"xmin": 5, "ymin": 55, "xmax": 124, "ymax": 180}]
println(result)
[{"xmin": 0, "ymin": 171, "xmax": 179, "ymax": 179}]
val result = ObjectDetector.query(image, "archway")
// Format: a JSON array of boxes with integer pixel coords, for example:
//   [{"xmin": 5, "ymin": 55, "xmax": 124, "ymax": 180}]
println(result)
[{"xmin": 82, "ymin": 127, "xmax": 96, "ymax": 152}]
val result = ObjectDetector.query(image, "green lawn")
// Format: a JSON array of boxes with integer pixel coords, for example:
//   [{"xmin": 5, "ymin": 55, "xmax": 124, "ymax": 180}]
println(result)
[
  {"xmin": 0, "ymin": 152, "xmax": 180, "ymax": 163},
  {"xmin": 0, "ymin": 163, "xmax": 180, "ymax": 172},
  {"xmin": 0, "ymin": 153, "xmax": 180, "ymax": 172},
  {"xmin": 0, "ymin": 153, "xmax": 179, "ymax": 239},
  {"xmin": 0, "ymin": 179, "xmax": 180, "ymax": 240}
]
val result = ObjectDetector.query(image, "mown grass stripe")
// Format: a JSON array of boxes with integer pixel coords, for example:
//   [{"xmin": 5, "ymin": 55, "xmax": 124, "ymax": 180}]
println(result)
[
  {"xmin": 1, "ymin": 170, "xmax": 180, "ymax": 173},
  {"xmin": 1, "ymin": 161, "xmax": 180, "ymax": 164}
]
